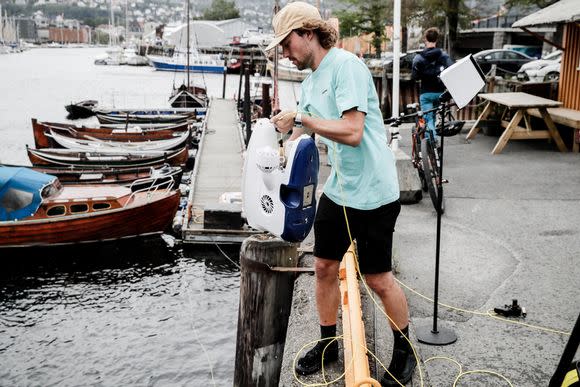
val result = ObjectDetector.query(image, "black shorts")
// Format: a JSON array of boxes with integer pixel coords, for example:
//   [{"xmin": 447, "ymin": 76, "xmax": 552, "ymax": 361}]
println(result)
[{"xmin": 313, "ymin": 194, "xmax": 401, "ymax": 274}]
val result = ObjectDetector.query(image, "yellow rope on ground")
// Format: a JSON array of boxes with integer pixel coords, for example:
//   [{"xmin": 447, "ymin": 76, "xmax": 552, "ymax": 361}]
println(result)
[
  {"xmin": 396, "ymin": 279, "xmax": 572, "ymax": 336},
  {"xmin": 292, "ymin": 336, "xmax": 351, "ymax": 387},
  {"xmin": 424, "ymin": 356, "xmax": 463, "ymax": 376},
  {"xmin": 454, "ymin": 370, "xmax": 515, "ymax": 387}
]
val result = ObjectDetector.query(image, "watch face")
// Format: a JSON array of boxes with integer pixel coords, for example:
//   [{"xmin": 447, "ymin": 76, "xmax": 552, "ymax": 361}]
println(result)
[{"xmin": 295, "ymin": 113, "xmax": 302, "ymax": 125}]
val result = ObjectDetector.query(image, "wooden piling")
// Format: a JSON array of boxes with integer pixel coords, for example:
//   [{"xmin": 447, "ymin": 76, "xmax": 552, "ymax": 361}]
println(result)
[
  {"xmin": 261, "ymin": 83, "xmax": 272, "ymax": 118},
  {"xmin": 234, "ymin": 235, "xmax": 299, "ymax": 387},
  {"xmin": 243, "ymin": 62, "xmax": 252, "ymax": 145},
  {"xmin": 222, "ymin": 67, "xmax": 227, "ymax": 99}
]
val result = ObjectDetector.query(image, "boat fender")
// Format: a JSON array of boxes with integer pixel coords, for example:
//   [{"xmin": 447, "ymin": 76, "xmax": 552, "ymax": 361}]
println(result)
[
  {"xmin": 172, "ymin": 209, "xmax": 184, "ymax": 234},
  {"xmin": 179, "ymin": 184, "xmax": 190, "ymax": 196},
  {"xmin": 242, "ymin": 118, "xmax": 319, "ymax": 243}
]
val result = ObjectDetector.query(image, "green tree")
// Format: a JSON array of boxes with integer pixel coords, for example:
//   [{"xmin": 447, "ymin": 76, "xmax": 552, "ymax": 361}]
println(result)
[
  {"xmin": 410, "ymin": 0, "xmax": 473, "ymax": 56},
  {"xmin": 203, "ymin": 0, "xmax": 240, "ymax": 20},
  {"xmin": 504, "ymin": 0, "xmax": 559, "ymax": 7},
  {"xmin": 336, "ymin": 0, "xmax": 391, "ymax": 57}
]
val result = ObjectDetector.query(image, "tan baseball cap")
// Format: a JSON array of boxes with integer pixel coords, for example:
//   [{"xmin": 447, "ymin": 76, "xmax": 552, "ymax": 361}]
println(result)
[{"xmin": 265, "ymin": 1, "xmax": 322, "ymax": 52}]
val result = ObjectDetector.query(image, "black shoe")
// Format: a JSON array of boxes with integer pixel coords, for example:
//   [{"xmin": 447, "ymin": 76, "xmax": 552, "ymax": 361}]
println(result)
[
  {"xmin": 295, "ymin": 340, "xmax": 339, "ymax": 376},
  {"xmin": 380, "ymin": 348, "xmax": 417, "ymax": 386}
]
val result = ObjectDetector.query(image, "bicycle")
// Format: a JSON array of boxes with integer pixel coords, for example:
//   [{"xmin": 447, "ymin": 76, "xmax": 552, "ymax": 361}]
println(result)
[{"xmin": 386, "ymin": 99, "xmax": 464, "ymax": 214}]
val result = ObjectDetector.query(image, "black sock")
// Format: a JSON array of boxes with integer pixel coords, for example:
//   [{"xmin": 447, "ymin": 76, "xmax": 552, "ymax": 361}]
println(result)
[
  {"xmin": 393, "ymin": 325, "xmax": 410, "ymax": 352},
  {"xmin": 320, "ymin": 324, "xmax": 336, "ymax": 340}
]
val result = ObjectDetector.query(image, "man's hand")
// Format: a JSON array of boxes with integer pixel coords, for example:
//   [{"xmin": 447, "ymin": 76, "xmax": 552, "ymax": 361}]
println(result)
[{"xmin": 270, "ymin": 110, "xmax": 297, "ymax": 134}]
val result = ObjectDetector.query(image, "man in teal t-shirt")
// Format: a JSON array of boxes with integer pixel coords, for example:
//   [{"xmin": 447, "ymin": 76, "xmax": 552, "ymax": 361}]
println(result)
[{"xmin": 267, "ymin": 2, "xmax": 416, "ymax": 385}]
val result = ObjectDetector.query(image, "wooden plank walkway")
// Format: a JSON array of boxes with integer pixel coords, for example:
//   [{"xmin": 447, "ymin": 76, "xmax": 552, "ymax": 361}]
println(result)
[{"xmin": 182, "ymin": 98, "xmax": 256, "ymax": 244}]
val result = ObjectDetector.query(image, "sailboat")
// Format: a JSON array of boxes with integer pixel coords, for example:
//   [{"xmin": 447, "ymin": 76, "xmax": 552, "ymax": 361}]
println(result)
[
  {"xmin": 149, "ymin": 51, "xmax": 225, "ymax": 74},
  {"xmin": 164, "ymin": 0, "xmax": 210, "ymax": 108},
  {"xmin": 148, "ymin": 0, "xmax": 225, "ymax": 76}
]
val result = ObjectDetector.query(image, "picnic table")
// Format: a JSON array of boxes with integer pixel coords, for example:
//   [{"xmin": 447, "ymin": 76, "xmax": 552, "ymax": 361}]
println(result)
[{"xmin": 465, "ymin": 92, "xmax": 568, "ymax": 154}]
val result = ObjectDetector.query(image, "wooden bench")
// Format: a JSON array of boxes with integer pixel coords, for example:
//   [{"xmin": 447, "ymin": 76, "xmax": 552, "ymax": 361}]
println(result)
[{"xmin": 527, "ymin": 107, "xmax": 580, "ymax": 152}]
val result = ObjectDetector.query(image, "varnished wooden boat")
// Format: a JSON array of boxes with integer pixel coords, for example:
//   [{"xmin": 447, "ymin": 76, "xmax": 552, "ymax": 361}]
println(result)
[
  {"xmin": 95, "ymin": 107, "xmax": 206, "ymax": 125},
  {"xmin": 28, "ymin": 164, "xmax": 184, "ymax": 189},
  {"xmin": 0, "ymin": 168, "xmax": 181, "ymax": 248},
  {"xmin": 32, "ymin": 119, "xmax": 190, "ymax": 148},
  {"xmin": 27, "ymin": 146, "xmax": 189, "ymax": 168},
  {"xmin": 44, "ymin": 127, "xmax": 191, "ymax": 152}
]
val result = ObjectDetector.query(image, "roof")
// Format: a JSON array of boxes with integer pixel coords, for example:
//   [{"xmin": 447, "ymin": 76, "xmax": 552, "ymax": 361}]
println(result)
[
  {"xmin": 0, "ymin": 166, "xmax": 56, "ymax": 221},
  {"xmin": 512, "ymin": 0, "xmax": 580, "ymax": 27}
]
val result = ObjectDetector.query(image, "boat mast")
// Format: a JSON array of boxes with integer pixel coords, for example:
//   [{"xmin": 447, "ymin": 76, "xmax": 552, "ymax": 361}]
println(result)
[
  {"xmin": 272, "ymin": 0, "xmax": 280, "ymax": 113},
  {"xmin": 0, "ymin": 5, "xmax": 3, "ymax": 45},
  {"xmin": 109, "ymin": 0, "xmax": 115, "ymax": 46},
  {"xmin": 125, "ymin": 0, "xmax": 129, "ymax": 45},
  {"xmin": 186, "ymin": 0, "xmax": 190, "ymax": 87}
]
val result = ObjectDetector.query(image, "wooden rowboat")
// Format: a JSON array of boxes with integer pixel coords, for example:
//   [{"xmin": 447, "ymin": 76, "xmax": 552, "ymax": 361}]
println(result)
[
  {"xmin": 95, "ymin": 107, "xmax": 206, "ymax": 125},
  {"xmin": 65, "ymin": 99, "xmax": 98, "ymax": 119},
  {"xmin": 32, "ymin": 119, "xmax": 190, "ymax": 148},
  {"xmin": 44, "ymin": 128, "xmax": 191, "ymax": 152},
  {"xmin": 29, "ymin": 164, "xmax": 184, "ymax": 189},
  {"xmin": 27, "ymin": 146, "xmax": 189, "ymax": 168}
]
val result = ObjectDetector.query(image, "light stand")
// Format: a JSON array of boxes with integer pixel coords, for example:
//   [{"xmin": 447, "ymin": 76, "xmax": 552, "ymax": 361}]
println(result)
[{"xmin": 415, "ymin": 99, "xmax": 457, "ymax": 346}]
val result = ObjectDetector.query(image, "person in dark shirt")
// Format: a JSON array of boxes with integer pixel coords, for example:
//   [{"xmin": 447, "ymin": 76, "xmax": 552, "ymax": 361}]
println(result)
[{"xmin": 411, "ymin": 27, "xmax": 453, "ymax": 140}]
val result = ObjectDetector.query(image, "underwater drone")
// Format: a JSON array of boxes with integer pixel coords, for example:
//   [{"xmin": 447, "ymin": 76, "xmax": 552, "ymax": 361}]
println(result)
[{"xmin": 242, "ymin": 118, "xmax": 319, "ymax": 243}]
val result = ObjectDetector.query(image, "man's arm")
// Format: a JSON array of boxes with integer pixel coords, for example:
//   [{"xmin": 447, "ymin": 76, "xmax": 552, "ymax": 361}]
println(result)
[
  {"xmin": 271, "ymin": 108, "xmax": 365, "ymax": 147},
  {"xmin": 444, "ymin": 53, "xmax": 454, "ymax": 67},
  {"xmin": 411, "ymin": 56, "xmax": 421, "ymax": 80}
]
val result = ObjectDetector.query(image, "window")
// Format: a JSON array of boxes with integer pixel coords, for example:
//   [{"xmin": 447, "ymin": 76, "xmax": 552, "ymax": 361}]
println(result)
[
  {"xmin": 503, "ymin": 51, "xmax": 522, "ymax": 60},
  {"xmin": 47, "ymin": 205, "xmax": 66, "ymax": 217},
  {"xmin": 93, "ymin": 202, "xmax": 111, "ymax": 211},
  {"xmin": 70, "ymin": 203, "xmax": 89, "ymax": 213}
]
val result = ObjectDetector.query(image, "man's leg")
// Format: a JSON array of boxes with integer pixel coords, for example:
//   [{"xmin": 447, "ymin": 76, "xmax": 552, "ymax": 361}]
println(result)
[
  {"xmin": 420, "ymin": 92, "xmax": 440, "ymax": 141},
  {"xmin": 366, "ymin": 272, "xmax": 416, "ymax": 386},
  {"xmin": 365, "ymin": 272, "xmax": 408, "ymax": 329},
  {"xmin": 295, "ymin": 257, "xmax": 341, "ymax": 376},
  {"xmin": 315, "ymin": 257, "xmax": 341, "ymax": 325}
]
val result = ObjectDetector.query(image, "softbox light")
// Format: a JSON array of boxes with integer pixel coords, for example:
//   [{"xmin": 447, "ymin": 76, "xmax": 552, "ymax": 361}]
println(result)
[{"xmin": 439, "ymin": 54, "xmax": 486, "ymax": 109}]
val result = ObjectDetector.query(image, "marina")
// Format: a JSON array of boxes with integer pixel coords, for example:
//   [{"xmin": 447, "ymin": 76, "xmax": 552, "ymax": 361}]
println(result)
[{"xmin": 0, "ymin": 46, "xmax": 291, "ymax": 386}]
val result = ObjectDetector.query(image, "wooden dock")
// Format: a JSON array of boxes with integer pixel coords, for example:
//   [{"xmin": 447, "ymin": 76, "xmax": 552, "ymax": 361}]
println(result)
[{"xmin": 182, "ymin": 98, "xmax": 257, "ymax": 244}]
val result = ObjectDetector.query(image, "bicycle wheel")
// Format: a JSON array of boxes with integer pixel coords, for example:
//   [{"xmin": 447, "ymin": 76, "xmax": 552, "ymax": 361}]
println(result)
[
  {"xmin": 421, "ymin": 137, "xmax": 444, "ymax": 214},
  {"xmin": 411, "ymin": 133, "xmax": 428, "ymax": 192}
]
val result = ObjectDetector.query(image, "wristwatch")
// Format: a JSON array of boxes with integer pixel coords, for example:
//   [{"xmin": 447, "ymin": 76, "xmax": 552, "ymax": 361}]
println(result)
[{"xmin": 294, "ymin": 112, "xmax": 303, "ymax": 128}]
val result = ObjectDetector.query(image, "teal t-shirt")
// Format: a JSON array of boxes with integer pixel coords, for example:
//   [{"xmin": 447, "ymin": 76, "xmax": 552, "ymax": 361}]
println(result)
[{"xmin": 298, "ymin": 47, "xmax": 399, "ymax": 210}]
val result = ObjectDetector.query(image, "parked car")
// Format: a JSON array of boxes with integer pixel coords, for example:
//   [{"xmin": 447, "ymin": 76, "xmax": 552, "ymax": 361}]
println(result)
[
  {"xmin": 473, "ymin": 49, "xmax": 534, "ymax": 77},
  {"xmin": 382, "ymin": 49, "xmax": 422, "ymax": 72},
  {"xmin": 516, "ymin": 50, "xmax": 562, "ymax": 82},
  {"xmin": 503, "ymin": 44, "xmax": 542, "ymax": 59}
]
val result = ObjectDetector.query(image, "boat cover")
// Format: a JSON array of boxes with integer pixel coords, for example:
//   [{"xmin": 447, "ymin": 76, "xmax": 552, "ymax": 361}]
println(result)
[{"xmin": 0, "ymin": 166, "xmax": 57, "ymax": 221}]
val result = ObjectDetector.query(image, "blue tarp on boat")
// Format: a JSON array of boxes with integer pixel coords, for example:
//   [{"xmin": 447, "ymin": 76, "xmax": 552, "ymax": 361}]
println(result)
[{"xmin": 0, "ymin": 166, "xmax": 57, "ymax": 221}]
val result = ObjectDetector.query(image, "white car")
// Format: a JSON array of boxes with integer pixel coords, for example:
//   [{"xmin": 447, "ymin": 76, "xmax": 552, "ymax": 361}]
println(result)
[{"xmin": 517, "ymin": 50, "xmax": 562, "ymax": 81}]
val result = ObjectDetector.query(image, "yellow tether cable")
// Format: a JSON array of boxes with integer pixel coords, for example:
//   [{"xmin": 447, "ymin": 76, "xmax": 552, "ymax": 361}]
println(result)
[
  {"xmin": 292, "ymin": 336, "xmax": 351, "ymax": 387},
  {"xmin": 395, "ymin": 279, "xmax": 572, "ymax": 336}
]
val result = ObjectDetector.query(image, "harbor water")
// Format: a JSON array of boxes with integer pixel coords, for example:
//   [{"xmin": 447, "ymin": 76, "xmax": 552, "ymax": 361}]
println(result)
[{"xmin": 0, "ymin": 47, "xmax": 301, "ymax": 385}]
